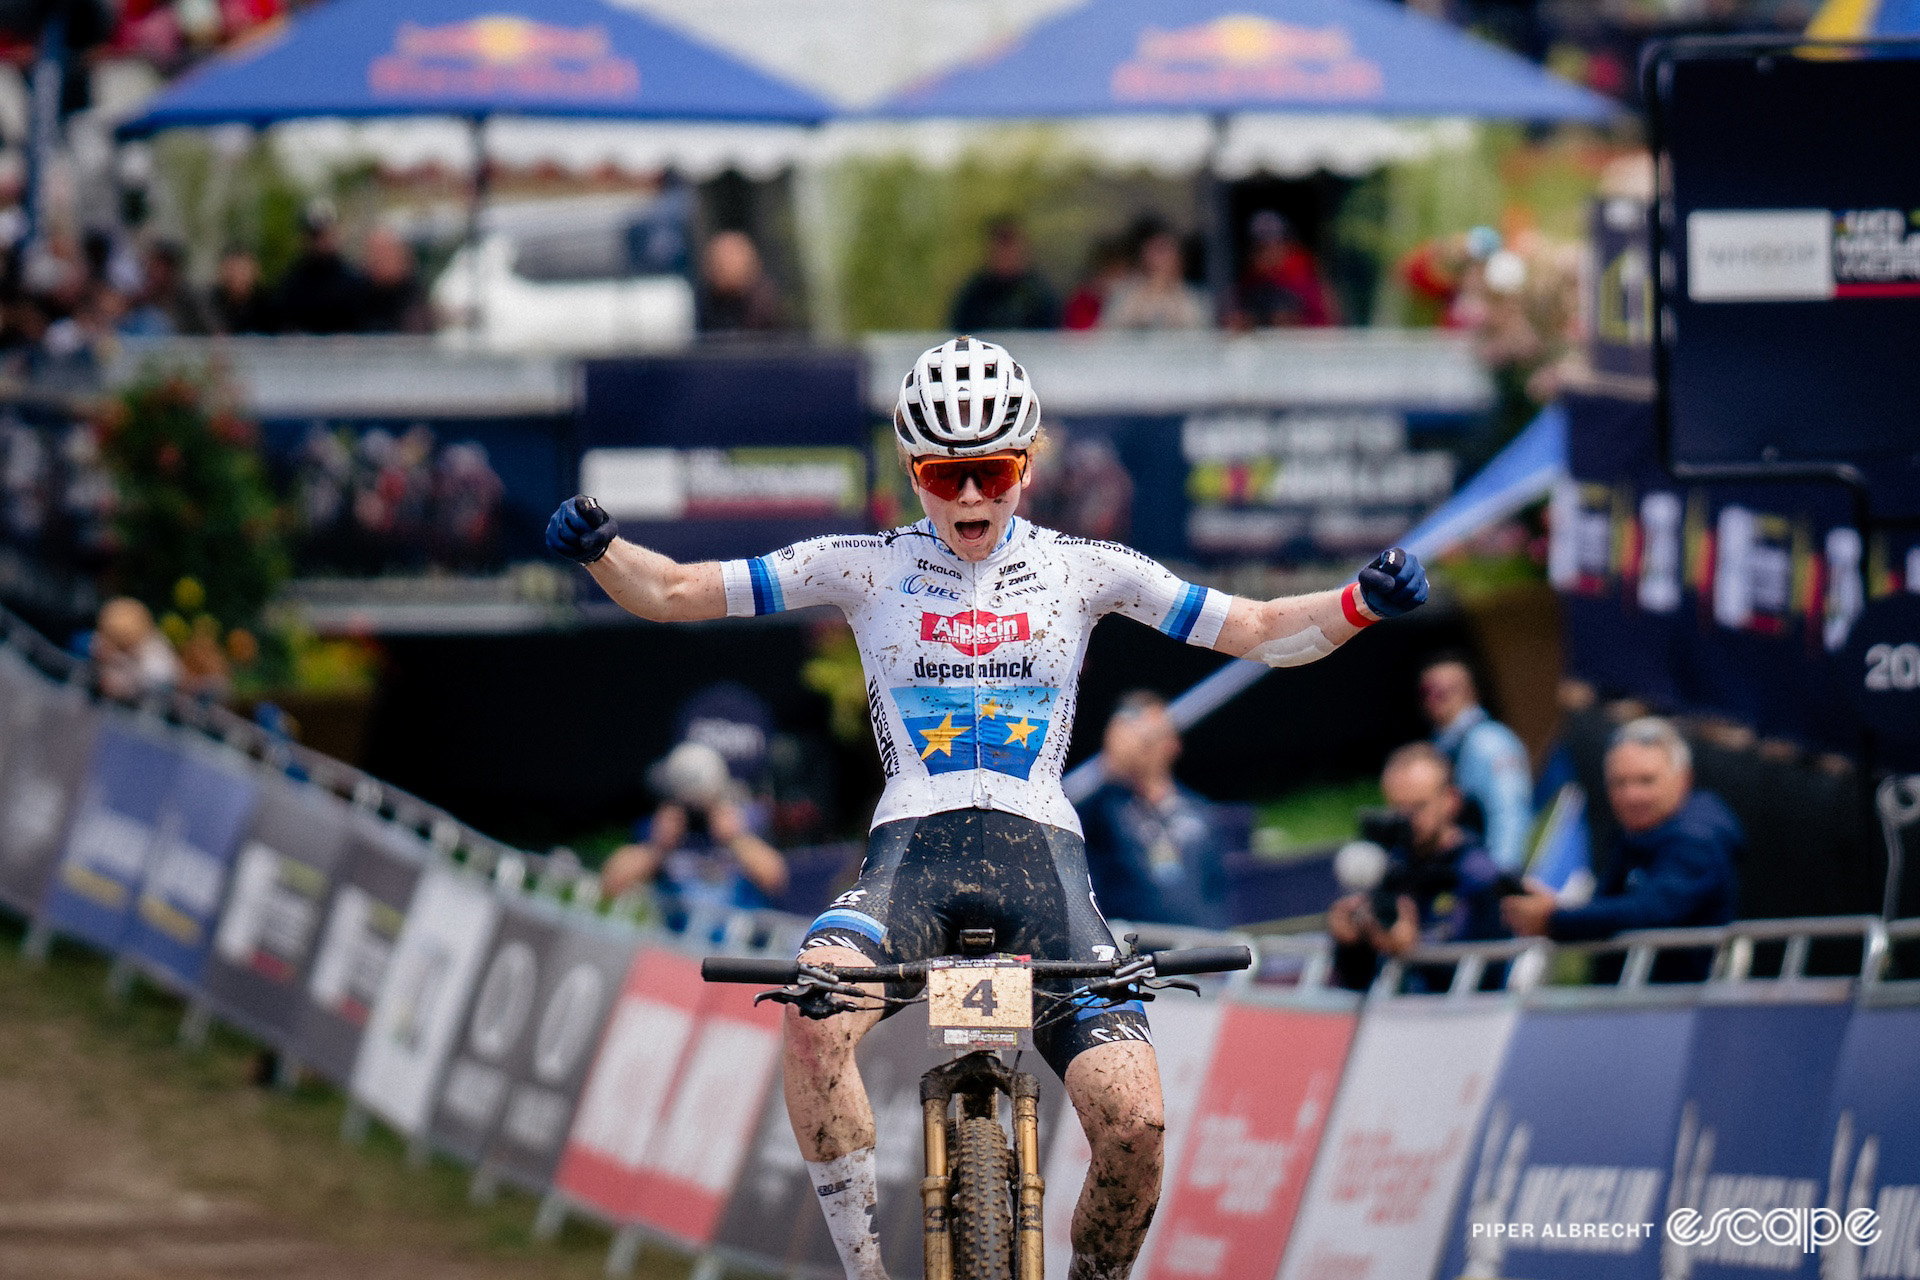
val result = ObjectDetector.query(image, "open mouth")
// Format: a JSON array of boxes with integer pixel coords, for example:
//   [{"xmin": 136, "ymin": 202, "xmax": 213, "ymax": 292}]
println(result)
[{"xmin": 954, "ymin": 520, "xmax": 991, "ymax": 544}]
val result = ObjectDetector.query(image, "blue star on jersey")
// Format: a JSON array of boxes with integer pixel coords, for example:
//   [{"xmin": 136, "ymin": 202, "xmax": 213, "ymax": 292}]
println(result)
[{"xmin": 890, "ymin": 685, "xmax": 1057, "ymax": 781}]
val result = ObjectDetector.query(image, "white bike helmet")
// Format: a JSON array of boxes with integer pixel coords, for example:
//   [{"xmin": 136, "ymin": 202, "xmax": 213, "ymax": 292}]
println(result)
[{"xmin": 892, "ymin": 336, "xmax": 1041, "ymax": 459}]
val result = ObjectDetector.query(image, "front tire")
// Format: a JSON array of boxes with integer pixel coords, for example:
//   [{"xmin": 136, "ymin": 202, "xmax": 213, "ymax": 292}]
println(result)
[{"xmin": 949, "ymin": 1114, "xmax": 1014, "ymax": 1280}]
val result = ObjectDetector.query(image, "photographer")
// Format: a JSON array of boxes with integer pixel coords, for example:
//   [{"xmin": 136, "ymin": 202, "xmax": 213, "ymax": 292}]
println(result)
[
  {"xmin": 1329, "ymin": 743, "xmax": 1513, "ymax": 992},
  {"xmin": 600, "ymin": 741, "xmax": 789, "ymax": 931}
]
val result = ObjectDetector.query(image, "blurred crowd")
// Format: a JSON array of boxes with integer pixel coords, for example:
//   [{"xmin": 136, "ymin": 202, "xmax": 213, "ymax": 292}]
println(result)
[
  {"xmin": 0, "ymin": 197, "xmax": 430, "ymax": 378},
  {"xmin": 951, "ymin": 211, "xmax": 1340, "ymax": 334}
]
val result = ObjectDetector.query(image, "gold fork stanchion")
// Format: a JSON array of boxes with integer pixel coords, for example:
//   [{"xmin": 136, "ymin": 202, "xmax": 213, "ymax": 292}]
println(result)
[
  {"xmin": 1013, "ymin": 1076, "xmax": 1045, "ymax": 1280},
  {"xmin": 922, "ymin": 1094, "xmax": 953, "ymax": 1280}
]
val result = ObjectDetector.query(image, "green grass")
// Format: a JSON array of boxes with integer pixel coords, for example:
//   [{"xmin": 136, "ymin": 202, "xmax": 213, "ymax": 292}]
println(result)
[
  {"xmin": 1251, "ymin": 778, "xmax": 1383, "ymax": 857},
  {"xmin": 0, "ymin": 916, "xmax": 692, "ymax": 1280}
]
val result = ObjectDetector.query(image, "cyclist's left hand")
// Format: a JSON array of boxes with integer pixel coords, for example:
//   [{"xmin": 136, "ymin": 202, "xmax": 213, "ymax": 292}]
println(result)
[{"xmin": 1357, "ymin": 548, "xmax": 1428, "ymax": 619}]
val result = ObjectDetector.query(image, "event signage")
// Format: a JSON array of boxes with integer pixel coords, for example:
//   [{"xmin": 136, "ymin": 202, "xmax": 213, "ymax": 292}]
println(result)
[
  {"xmin": 1279, "ymin": 1003, "xmax": 1518, "ymax": 1280},
  {"xmin": 711, "ymin": 998, "xmax": 956, "ymax": 1279},
  {"xmin": 119, "ymin": 742, "xmax": 261, "ymax": 991},
  {"xmin": 556, "ymin": 948, "xmax": 783, "ymax": 1245},
  {"xmin": 1041, "ymin": 997, "xmax": 1227, "ymax": 1278},
  {"xmin": 0, "ymin": 667, "xmax": 97, "ymax": 915},
  {"xmin": 1138, "ymin": 1001, "xmax": 1356, "ymax": 1280},
  {"xmin": 1658, "ymin": 1001, "xmax": 1854, "ymax": 1278},
  {"xmin": 350, "ymin": 866, "xmax": 502, "ymax": 1137},
  {"xmin": 480, "ymin": 913, "xmax": 637, "ymax": 1189},
  {"xmin": 37, "ymin": 719, "xmax": 183, "ymax": 951},
  {"xmin": 1436, "ymin": 1006, "xmax": 1696, "ymax": 1280},
  {"xmin": 293, "ymin": 816, "xmax": 427, "ymax": 1085},
  {"xmin": 201, "ymin": 780, "xmax": 357, "ymax": 1045},
  {"xmin": 1822, "ymin": 1004, "xmax": 1920, "ymax": 1280}
]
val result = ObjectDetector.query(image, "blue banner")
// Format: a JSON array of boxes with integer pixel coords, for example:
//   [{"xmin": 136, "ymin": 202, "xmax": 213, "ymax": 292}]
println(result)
[
  {"xmin": 39, "ymin": 722, "xmax": 183, "ymax": 951},
  {"xmin": 120, "ymin": 745, "xmax": 262, "ymax": 991},
  {"xmin": 1661, "ymin": 1002, "xmax": 1855, "ymax": 1278},
  {"xmin": 1820, "ymin": 1005, "xmax": 1920, "ymax": 1280},
  {"xmin": 1438, "ymin": 1006, "xmax": 1694, "ymax": 1280}
]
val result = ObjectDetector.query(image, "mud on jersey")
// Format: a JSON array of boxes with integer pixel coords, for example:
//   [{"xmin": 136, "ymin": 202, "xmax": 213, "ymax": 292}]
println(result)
[{"xmin": 719, "ymin": 517, "xmax": 1230, "ymax": 833}]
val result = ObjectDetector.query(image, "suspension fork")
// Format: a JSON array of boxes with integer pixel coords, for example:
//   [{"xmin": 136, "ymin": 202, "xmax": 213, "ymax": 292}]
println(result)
[
  {"xmin": 922, "ymin": 1051, "xmax": 1046, "ymax": 1280},
  {"xmin": 1012, "ymin": 1071, "xmax": 1045, "ymax": 1280},
  {"xmin": 922, "ymin": 1089, "xmax": 952, "ymax": 1280}
]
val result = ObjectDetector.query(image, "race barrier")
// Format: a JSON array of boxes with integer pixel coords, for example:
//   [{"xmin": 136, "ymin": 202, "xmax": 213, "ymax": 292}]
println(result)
[{"xmin": 4, "ymin": 600, "xmax": 1920, "ymax": 1279}]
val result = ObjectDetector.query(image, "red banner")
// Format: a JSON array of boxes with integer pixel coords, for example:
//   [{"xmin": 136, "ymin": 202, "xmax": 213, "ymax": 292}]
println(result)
[
  {"xmin": 552, "ymin": 947, "xmax": 784, "ymax": 1244},
  {"xmin": 1140, "ymin": 1003, "xmax": 1357, "ymax": 1280}
]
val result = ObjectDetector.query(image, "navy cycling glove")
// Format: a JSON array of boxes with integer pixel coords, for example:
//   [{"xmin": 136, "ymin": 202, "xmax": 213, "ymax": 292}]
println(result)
[
  {"xmin": 547, "ymin": 495, "xmax": 618, "ymax": 565},
  {"xmin": 1357, "ymin": 547, "xmax": 1428, "ymax": 619}
]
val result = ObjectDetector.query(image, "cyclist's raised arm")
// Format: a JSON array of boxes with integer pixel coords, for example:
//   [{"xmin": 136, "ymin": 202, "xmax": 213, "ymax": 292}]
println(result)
[
  {"xmin": 547, "ymin": 495, "xmax": 727, "ymax": 622},
  {"xmin": 1214, "ymin": 549, "xmax": 1429, "ymax": 667}
]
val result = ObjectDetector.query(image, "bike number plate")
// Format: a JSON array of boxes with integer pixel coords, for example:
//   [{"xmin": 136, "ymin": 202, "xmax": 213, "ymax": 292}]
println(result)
[{"xmin": 926, "ymin": 960, "xmax": 1032, "ymax": 1050}]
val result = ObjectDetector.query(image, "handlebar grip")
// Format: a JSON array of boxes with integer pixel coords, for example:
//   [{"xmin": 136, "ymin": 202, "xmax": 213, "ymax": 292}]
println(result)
[
  {"xmin": 701, "ymin": 956, "xmax": 801, "ymax": 984},
  {"xmin": 1149, "ymin": 946, "xmax": 1253, "ymax": 977}
]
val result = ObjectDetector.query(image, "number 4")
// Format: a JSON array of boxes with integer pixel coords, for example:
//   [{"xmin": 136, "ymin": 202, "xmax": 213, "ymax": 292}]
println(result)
[{"xmin": 963, "ymin": 978, "xmax": 999, "ymax": 1017}]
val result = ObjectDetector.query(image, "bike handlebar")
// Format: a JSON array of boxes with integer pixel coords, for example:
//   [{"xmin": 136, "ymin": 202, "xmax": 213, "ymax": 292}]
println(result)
[{"xmin": 699, "ymin": 945, "xmax": 1252, "ymax": 987}]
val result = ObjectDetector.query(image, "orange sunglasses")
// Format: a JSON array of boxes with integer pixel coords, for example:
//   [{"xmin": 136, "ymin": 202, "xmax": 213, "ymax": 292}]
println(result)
[{"xmin": 911, "ymin": 451, "xmax": 1030, "ymax": 501}]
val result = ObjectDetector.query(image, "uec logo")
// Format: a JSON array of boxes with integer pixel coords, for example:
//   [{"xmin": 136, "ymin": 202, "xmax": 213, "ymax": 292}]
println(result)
[{"xmin": 1666, "ymin": 1207, "xmax": 1880, "ymax": 1254}]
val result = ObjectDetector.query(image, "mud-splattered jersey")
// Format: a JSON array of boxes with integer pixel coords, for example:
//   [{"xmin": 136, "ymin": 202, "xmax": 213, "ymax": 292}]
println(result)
[{"xmin": 719, "ymin": 517, "xmax": 1231, "ymax": 833}]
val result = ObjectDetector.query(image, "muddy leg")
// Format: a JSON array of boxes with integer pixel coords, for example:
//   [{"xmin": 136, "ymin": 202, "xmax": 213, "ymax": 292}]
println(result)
[{"xmin": 1063, "ymin": 1042, "xmax": 1165, "ymax": 1280}]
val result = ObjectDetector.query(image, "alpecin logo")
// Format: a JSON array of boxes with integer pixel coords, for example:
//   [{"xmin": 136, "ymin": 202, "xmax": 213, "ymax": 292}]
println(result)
[{"xmin": 921, "ymin": 610, "xmax": 1030, "ymax": 656}]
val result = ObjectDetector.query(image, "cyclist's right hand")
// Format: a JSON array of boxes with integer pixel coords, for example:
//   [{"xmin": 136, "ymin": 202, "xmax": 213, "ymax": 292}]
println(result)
[{"xmin": 547, "ymin": 495, "xmax": 618, "ymax": 564}]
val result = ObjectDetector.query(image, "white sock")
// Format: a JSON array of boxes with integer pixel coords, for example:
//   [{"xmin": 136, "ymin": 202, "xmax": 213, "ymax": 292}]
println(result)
[{"xmin": 807, "ymin": 1148, "xmax": 889, "ymax": 1280}]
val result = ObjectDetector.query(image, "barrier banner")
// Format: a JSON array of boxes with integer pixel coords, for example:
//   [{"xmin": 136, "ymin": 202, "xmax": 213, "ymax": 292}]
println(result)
[
  {"xmin": 710, "ymin": 1000, "xmax": 979, "ymax": 1280},
  {"xmin": 0, "ymin": 675, "xmax": 97, "ymax": 915},
  {"xmin": 350, "ymin": 866, "xmax": 500, "ymax": 1138},
  {"xmin": 119, "ymin": 744, "xmax": 261, "ymax": 991},
  {"xmin": 1279, "ymin": 1003, "xmax": 1518, "ymax": 1280},
  {"xmin": 1138, "ymin": 1001, "xmax": 1357, "ymax": 1280},
  {"xmin": 293, "ymin": 816, "xmax": 426, "ymax": 1086},
  {"xmin": 1436, "ymin": 1006, "xmax": 1696, "ymax": 1280},
  {"xmin": 555, "ymin": 947, "xmax": 783, "ymax": 1245},
  {"xmin": 1042, "ymin": 997, "xmax": 1227, "ymax": 1280},
  {"xmin": 1823, "ymin": 1005, "xmax": 1920, "ymax": 1280},
  {"xmin": 1658, "ymin": 1002, "xmax": 1853, "ymax": 1279},
  {"xmin": 480, "ymin": 915, "xmax": 637, "ymax": 1190},
  {"xmin": 37, "ymin": 719, "xmax": 182, "ymax": 951},
  {"xmin": 201, "ymin": 781, "xmax": 357, "ymax": 1045}
]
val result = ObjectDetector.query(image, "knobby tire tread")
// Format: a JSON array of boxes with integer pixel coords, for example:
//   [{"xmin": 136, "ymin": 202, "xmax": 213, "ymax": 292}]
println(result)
[{"xmin": 948, "ymin": 1115, "xmax": 1014, "ymax": 1280}]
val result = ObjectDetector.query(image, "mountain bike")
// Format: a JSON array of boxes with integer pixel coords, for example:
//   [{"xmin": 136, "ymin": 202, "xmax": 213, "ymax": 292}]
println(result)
[{"xmin": 703, "ymin": 931, "xmax": 1252, "ymax": 1280}]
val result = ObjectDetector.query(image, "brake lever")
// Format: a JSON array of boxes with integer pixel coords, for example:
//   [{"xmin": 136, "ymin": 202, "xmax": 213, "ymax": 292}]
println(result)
[{"xmin": 1140, "ymin": 976, "xmax": 1202, "ymax": 997}]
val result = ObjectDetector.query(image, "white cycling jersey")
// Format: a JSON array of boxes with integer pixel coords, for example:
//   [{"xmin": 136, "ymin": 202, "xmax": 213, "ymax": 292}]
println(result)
[{"xmin": 720, "ymin": 517, "xmax": 1231, "ymax": 833}]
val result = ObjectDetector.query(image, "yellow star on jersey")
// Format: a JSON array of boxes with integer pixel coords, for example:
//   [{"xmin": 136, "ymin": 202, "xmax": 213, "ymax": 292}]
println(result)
[
  {"xmin": 918, "ymin": 712, "xmax": 969, "ymax": 759},
  {"xmin": 1003, "ymin": 717, "xmax": 1039, "ymax": 748},
  {"xmin": 980, "ymin": 698, "xmax": 1002, "ymax": 720}
]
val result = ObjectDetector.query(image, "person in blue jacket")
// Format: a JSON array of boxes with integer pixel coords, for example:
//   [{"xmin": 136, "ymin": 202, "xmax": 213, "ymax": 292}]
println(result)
[
  {"xmin": 1421, "ymin": 654, "xmax": 1535, "ymax": 871},
  {"xmin": 1504, "ymin": 716, "xmax": 1740, "ymax": 981}
]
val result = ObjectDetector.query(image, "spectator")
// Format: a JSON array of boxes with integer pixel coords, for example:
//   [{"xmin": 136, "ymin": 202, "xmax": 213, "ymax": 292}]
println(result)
[
  {"xmin": 600, "ymin": 742, "xmax": 789, "ymax": 931},
  {"xmin": 277, "ymin": 198, "xmax": 368, "ymax": 335},
  {"xmin": 1421, "ymin": 653, "xmax": 1534, "ymax": 871},
  {"xmin": 121, "ymin": 239, "xmax": 210, "ymax": 336},
  {"xmin": 1231, "ymin": 210, "xmax": 1336, "ymax": 328},
  {"xmin": 360, "ymin": 228, "xmax": 430, "ymax": 334},
  {"xmin": 1503, "ymin": 718, "xmax": 1741, "ymax": 981},
  {"xmin": 1062, "ymin": 237, "xmax": 1130, "ymax": 331},
  {"xmin": 1076, "ymin": 691, "xmax": 1229, "ymax": 929},
  {"xmin": 948, "ymin": 216, "xmax": 1060, "ymax": 332},
  {"xmin": 1102, "ymin": 220, "xmax": 1208, "ymax": 330},
  {"xmin": 89, "ymin": 596, "xmax": 180, "ymax": 701},
  {"xmin": 208, "ymin": 248, "xmax": 279, "ymax": 334},
  {"xmin": 1329, "ymin": 743, "xmax": 1510, "ymax": 992},
  {"xmin": 696, "ymin": 229, "xmax": 787, "ymax": 333}
]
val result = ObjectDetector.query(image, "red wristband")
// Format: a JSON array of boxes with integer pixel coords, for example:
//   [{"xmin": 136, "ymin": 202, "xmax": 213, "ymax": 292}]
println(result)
[{"xmin": 1341, "ymin": 582, "xmax": 1379, "ymax": 628}]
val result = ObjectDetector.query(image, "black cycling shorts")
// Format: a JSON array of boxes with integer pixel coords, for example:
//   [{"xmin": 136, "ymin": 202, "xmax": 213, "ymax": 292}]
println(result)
[{"xmin": 799, "ymin": 807, "xmax": 1151, "ymax": 1080}]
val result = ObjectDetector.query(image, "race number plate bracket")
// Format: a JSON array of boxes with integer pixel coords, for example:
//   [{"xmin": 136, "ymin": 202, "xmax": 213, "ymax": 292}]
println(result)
[{"xmin": 927, "ymin": 959, "xmax": 1033, "ymax": 1050}]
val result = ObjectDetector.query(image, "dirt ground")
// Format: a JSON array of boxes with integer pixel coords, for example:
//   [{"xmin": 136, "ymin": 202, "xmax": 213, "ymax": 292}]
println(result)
[{"xmin": 0, "ymin": 927, "xmax": 691, "ymax": 1280}]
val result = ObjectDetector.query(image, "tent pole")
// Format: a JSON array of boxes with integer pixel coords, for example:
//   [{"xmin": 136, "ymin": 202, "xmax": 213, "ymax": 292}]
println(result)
[
  {"xmin": 1204, "ymin": 111, "xmax": 1233, "ymax": 325},
  {"xmin": 466, "ymin": 113, "xmax": 490, "ymax": 334}
]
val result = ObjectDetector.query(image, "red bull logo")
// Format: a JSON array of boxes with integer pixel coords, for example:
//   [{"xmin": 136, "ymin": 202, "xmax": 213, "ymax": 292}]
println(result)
[
  {"xmin": 1111, "ymin": 14, "xmax": 1383, "ymax": 104},
  {"xmin": 370, "ymin": 15, "xmax": 640, "ymax": 101}
]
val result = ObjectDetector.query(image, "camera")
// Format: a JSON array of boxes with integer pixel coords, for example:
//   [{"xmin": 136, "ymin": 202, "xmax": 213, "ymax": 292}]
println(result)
[{"xmin": 1357, "ymin": 808, "xmax": 1413, "ymax": 852}]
